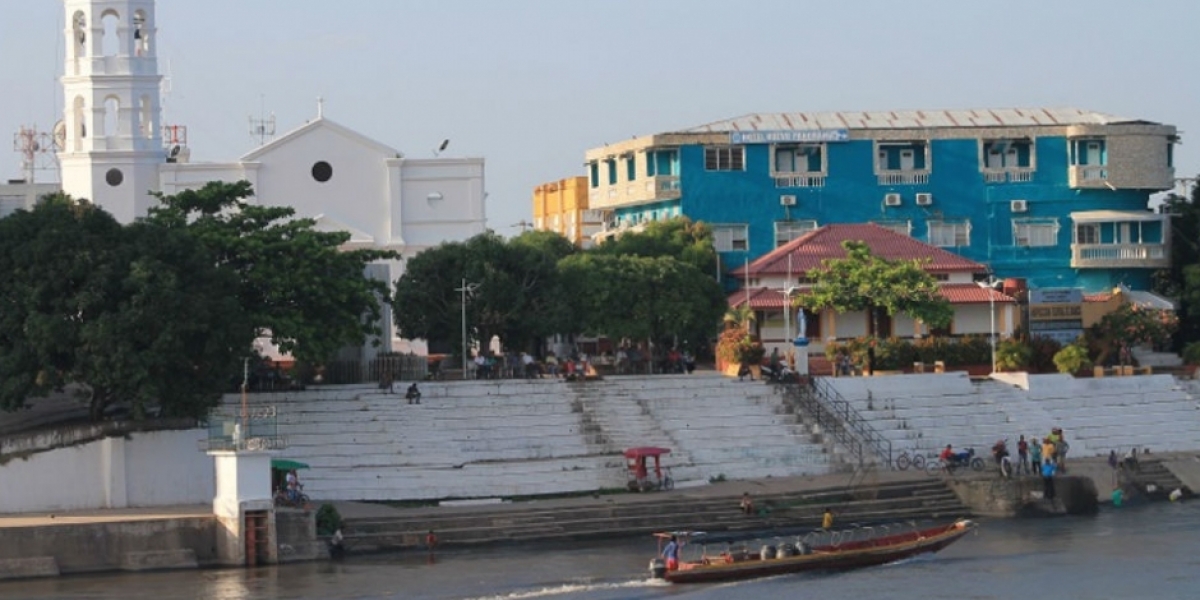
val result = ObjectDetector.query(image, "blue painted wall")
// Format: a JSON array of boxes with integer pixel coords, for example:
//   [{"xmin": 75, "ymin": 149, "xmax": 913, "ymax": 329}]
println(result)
[{"xmin": 614, "ymin": 136, "xmax": 1160, "ymax": 292}]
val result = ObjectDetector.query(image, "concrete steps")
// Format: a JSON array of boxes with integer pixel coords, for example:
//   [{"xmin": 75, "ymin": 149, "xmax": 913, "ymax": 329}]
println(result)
[{"xmin": 338, "ymin": 478, "xmax": 967, "ymax": 552}]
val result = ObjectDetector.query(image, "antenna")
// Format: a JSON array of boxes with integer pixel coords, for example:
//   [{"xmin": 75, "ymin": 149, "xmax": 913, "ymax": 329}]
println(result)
[
  {"xmin": 248, "ymin": 95, "xmax": 276, "ymax": 146},
  {"xmin": 512, "ymin": 220, "xmax": 533, "ymax": 232},
  {"xmin": 11, "ymin": 125, "xmax": 58, "ymax": 183}
]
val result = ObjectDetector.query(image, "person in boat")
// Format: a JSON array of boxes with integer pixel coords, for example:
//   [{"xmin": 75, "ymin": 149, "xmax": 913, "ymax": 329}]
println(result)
[
  {"xmin": 740, "ymin": 492, "xmax": 755, "ymax": 515},
  {"xmin": 662, "ymin": 535, "xmax": 680, "ymax": 571},
  {"xmin": 822, "ymin": 507, "xmax": 834, "ymax": 530}
]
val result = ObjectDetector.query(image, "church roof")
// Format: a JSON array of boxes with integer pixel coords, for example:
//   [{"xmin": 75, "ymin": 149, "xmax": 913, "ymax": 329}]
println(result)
[
  {"xmin": 732, "ymin": 223, "xmax": 986, "ymax": 278},
  {"xmin": 240, "ymin": 116, "xmax": 402, "ymax": 162}
]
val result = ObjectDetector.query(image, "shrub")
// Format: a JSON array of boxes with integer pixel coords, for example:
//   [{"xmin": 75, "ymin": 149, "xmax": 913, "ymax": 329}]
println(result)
[
  {"xmin": 1183, "ymin": 341, "xmax": 1200, "ymax": 366},
  {"xmin": 996, "ymin": 338, "xmax": 1032, "ymax": 371},
  {"xmin": 1028, "ymin": 336, "xmax": 1064, "ymax": 373},
  {"xmin": 1053, "ymin": 344, "xmax": 1093, "ymax": 374},
  {"xmin": 316, "ymin": 503, "xmax": 342, "ymax": 536}
]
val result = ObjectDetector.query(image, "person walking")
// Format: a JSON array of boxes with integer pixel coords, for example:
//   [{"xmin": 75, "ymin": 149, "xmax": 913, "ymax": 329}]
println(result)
[{"xmin": 1030, "ymin": 437, "xmax": 1043, "ymax": 473}]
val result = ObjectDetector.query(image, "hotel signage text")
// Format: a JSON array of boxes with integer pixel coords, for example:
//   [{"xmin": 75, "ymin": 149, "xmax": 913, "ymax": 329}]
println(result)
[{"xmin": 730, "ymin": 129, "xmax": 850, "ymax": 144}]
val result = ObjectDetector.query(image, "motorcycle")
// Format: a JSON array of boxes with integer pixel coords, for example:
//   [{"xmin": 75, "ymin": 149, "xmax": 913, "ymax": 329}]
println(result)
[{"xmin": 927, "ymin": 447, "xmax": 985, "ymax": 474}]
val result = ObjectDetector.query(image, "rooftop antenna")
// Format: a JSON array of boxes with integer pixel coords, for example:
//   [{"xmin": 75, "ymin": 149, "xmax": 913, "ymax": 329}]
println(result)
[
  {"xmin": 512, "ymin": 220, "xmax": 533, "ymax": 232},
  {"xmin": 248, "ymin": 94, "xmax": 276, "ymax": 146},
  {"xmin": 11, "ymin": 125, "xmax": 58, "ymax": 183},
  {"xmin": 432, "ymin": 138, "xmax": 449, "ymax": 157}
]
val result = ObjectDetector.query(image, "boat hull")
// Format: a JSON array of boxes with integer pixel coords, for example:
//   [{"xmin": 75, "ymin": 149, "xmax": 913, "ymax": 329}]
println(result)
[{"xmin": 662, "ymin": 520, "xmax": 975, "ymax": 585}]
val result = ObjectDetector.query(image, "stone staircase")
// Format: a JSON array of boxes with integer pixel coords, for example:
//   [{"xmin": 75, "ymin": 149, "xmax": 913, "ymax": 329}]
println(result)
[
  {"xmin": 338, "ymin": 476, "xmax": 968, "ymax": 552},
  {"xmin": 221, "ymin": 373, "xmax": 834, "ymax": 502},
  {"xmin": 1119, "ymin": 457, "xmax": 1190, "ymax": 500}
]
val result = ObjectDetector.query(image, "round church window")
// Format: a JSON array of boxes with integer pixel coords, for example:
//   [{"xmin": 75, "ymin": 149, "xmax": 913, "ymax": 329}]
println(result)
[
  {"xmin": 105, "ymin": 168, "xmax": 123, "ymax": 187},
  {"xmin": 311, "ymin": 161, "xmax": 333, "ymax": 183}
]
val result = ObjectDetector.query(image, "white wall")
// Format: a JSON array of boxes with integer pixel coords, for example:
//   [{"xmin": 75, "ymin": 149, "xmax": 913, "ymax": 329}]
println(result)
[{"xmin": 0, "ymin": 429, "xmax": 213, "ymax": 514}]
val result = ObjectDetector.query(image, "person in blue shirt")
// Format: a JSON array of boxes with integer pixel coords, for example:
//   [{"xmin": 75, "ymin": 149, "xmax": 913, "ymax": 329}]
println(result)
[
  {"xmin": 1041, "ymin": 459, "xmax": 1057, "ymax": 500},
  {"xmin": 662, "ymin": 535, "xmax": 680, "ymax": 571}
]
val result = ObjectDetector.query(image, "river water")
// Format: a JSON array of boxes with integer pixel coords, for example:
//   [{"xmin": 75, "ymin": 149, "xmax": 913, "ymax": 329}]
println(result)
[{"xmin": 5, "ymin": 502, "xmax": 1198, "ymax": 600}]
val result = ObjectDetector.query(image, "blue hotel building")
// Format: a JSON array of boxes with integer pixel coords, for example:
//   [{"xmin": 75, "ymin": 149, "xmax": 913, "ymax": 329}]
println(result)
[{"xmin": 583, "ymin": 108, "xmax": 1177, "ymax": 293}]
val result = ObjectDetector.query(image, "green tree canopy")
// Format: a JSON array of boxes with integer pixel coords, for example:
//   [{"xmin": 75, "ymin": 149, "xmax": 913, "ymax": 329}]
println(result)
[
  {"xmin": 593, "ymin": 217, "xmax": 719, "ymax": 276},
  {"xmin": 797, "ymin": 240, "xmax": 953, "ymax": 371},
  {"xmin": 1155, "ymin": 185, "xmax": 1200, "ymax": 346},
  {"xmin": 0, "ymin": 195, "xmax": 245, "ymax": 419},
  {"xmin": 146, "ymin": 181, "xmax": 398, "ymax": 364}
]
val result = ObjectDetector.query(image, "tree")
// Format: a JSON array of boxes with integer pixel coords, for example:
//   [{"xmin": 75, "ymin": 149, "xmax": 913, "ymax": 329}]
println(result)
[
  {"xmin": 593, "ymin": 217, "xmax": 719, "ymax": 276},
  {"xmin": 797, "ymin": 240, "xmax": 953, "ymax": 373},
  {"xmin": 146, "ymin": 181, "xmax": 398, "ymax": 365},
  {"xmin": 559, "ymin": 253, "xmax": 725, "ymax": 352},
  {"xmin": 393, "ymin": 230, "xmax": 575, "ymax": 359},
  {"xmin": 0, "ymin": 195, "xmax": 245, "ymax": 419},
  {"xmin": 1155, "ymin": 184, "xmax": 1200, "ymax": 347}
]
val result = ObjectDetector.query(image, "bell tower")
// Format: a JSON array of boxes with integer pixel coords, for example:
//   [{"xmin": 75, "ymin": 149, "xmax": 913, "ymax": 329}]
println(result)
[{"xmin": 59, "ymin": 0, "xmax": 163, "ymax": 223}]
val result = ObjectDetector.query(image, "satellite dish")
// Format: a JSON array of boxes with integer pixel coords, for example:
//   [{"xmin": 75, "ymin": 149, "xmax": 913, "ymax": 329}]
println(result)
[
  {"xmin": 169, "ymin": 145, "xmax": 181, "ymax": 158},
  {"xmin": 53, "ymin": 120, "xmax": 67, "ymax": 150}
]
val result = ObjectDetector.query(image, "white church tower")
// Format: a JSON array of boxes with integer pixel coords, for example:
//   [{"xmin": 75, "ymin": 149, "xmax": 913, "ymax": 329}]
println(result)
[{"xmin": 59, "ymin": 0, "xmax": 164, "ymax": 223}]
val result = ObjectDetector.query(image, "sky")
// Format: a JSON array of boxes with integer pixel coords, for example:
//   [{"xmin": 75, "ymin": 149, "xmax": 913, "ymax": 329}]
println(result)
[{"xmin": 3, "ymin": 0, "xmax": 1198, "ymax": 236}]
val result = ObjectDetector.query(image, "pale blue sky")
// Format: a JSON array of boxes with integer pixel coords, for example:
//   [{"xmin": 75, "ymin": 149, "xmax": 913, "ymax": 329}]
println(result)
[{"xmin": 3, "ymin": 1, "xmax": 1197, "ymax": 234}]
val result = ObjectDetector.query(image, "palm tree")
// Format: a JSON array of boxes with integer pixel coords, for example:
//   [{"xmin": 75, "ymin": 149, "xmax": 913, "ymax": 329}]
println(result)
[{"xmin": 723, "ymin": 305, "xmax": 755, "ymax": 331}]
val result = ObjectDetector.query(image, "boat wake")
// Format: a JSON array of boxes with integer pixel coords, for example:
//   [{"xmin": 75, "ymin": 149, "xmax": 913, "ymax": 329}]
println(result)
[{"xmin": 457, "ymin": 577, "xmax": 669, "ymax": 600}]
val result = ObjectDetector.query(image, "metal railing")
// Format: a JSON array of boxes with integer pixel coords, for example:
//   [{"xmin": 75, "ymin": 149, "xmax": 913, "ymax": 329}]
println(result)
[{"xmin": 784, "ymin": 378, "xmax": 893, "ymax": 469}]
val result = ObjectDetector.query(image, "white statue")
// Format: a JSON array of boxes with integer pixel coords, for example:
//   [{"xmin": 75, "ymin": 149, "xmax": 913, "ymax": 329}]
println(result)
[{"xmin": 797, "ymin": 307, "xmax": 807, "ymax": 340}]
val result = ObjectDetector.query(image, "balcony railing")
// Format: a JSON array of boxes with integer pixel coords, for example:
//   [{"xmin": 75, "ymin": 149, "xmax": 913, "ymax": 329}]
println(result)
[
  {"xmin": 775, "ymin": 174, "xmax": 827, "ymax": 188},
  {"xmin": 1069, "ymin": 165, "xmax": 1110, "ymax": 188},
  {"xmin": 876, "ymin": 171, "xmax": 930, "ymax": 185},
  {"xmin": 983, "ymin": 168, "xmax": 1035, "ymax": 184},
  {"xmin": 1071, "ymin": 243, "xmax": 1169, "ymax": 269}
]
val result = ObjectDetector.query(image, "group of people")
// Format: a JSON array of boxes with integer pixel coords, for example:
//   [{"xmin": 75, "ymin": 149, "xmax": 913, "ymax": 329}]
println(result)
[{"xmin": 659, "ymin": 503, "xmax": 835, "ymax": 571}]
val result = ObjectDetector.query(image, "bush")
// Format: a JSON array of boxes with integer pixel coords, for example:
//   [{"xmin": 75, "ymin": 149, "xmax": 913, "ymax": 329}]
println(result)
[
  {"xmin": 996, "ymin": 338, "xmax": 1032, "ymax": 371},
  {"xmin": 1028, "ymin": 336, "xmax": 1064, "ymax": 373},
  {"xmin": 1053, "ymin": 344, "xmax": 1093, "ymax": 374},
  {"xmin": 316, "ymin": 503, "xmax": 342, "ymax": 536},
  {"xmin": 1184, "ymin": 341, "xmax": 1200, "ymax": 366}
]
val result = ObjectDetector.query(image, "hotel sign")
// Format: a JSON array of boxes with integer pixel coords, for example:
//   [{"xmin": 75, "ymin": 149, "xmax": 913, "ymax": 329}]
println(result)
[
  {"xmin": 1028, "ymin": 288, "xmax": 1084, "ymax": 345},
  {"xmin": 729, "ymin": 129, "xmax": 850, "ymax": 144}
]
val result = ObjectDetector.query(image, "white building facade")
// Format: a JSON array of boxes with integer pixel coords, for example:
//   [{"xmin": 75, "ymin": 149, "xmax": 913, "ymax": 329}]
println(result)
[{"xmin": 55, "ymin": 0, "xmax": 488, "ymax": 356}]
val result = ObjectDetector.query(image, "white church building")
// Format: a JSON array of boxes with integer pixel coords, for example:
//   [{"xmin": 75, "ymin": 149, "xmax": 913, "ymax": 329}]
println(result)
[{"xmin": 52, "ymin": 0, "xmax": 488, "ymax": 357}]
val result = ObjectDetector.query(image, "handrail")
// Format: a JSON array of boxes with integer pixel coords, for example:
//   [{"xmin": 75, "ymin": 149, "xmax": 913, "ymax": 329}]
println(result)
[{"xmin": 783, "ymin": 377, "xmax": 894, "ymax": 469}]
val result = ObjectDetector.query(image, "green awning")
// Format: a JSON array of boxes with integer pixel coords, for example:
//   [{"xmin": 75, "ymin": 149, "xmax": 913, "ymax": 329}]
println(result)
[{"xmin": 271, "ymin": 459, "xmax": 310, "ymax": 470}]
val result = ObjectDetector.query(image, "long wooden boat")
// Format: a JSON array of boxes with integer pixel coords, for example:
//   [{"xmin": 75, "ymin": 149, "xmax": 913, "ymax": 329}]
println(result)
[{"xmin": 649, "ymin": 519, "xmax": 977, "ymax": 584}]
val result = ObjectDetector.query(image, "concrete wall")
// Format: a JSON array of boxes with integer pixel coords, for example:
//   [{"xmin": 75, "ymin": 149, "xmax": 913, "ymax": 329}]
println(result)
[
  {"xmin": 0, "ymin": 429, "xmax": 213, "ymax": 513},
  {"xmin": 0, "ymin": 517, "xmax": 216, "ymax": 575}
]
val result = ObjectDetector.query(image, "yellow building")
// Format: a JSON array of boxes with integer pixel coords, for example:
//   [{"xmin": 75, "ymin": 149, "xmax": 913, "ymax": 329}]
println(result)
[{"xmin": 532, "ymin": 176, "xmax": 604, "ymax": 247}]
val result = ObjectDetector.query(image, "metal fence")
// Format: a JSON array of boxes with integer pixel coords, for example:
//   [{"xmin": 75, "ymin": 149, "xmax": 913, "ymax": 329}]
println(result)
[
  {"xmin": 310, "ymin": 353, "xmax": 429, "ymax": 385},
  {"xmin": 202, "ymin": 405, "xmax": 286, "ymax": 452},
  {"xmin": 784, "ymin": 378, "xmax": 893, "ymax": 469}
]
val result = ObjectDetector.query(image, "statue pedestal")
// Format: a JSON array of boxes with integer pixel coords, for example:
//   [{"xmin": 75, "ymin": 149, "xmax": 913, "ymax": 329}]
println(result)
[{"xmin": 792, "ymin": 338, "xmax": 810, "ymax": 376}]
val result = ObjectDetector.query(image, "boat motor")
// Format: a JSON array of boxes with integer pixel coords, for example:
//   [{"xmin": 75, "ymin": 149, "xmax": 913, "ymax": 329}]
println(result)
[{"xmin": 648, "ymin": 557, "xmax": 667, "ymax": 579}]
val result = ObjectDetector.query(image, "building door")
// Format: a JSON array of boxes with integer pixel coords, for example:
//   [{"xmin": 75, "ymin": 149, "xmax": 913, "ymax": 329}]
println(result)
[
  {"xmin": 900, "ymin": 149, "xmax": 915, "ymax": 171},
  {"xmin": 244, "ymin": 510, "xmax": 270, "ymax": 567},
  {"xmin": 987, "ymin": 148, "xmax": 1003, "ymax": 169},
  {"xmin": 1085, "ymin": 142, "xmax": 1102, "ymax": 165}
]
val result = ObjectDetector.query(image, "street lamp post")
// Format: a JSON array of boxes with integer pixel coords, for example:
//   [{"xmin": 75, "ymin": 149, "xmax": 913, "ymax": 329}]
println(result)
[
  {"xmin": 977, "ymin": 277, "xmax": 999, "ymax": 373},
  {"xmin": 455, "ymin": 278, "xmax": 480, "ymax": 379}
]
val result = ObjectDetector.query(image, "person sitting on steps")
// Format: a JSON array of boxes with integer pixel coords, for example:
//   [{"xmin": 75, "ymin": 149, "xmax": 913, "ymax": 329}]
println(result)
[{"xmin": 405, "ymin": 383, "xmax": 421, "ymax": 404}]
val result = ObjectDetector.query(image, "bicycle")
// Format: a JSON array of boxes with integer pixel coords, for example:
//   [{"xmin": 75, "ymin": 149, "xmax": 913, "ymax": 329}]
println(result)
[{"xmin": 894, "ymin": 450, "xmax": 926, "ymax": 471}]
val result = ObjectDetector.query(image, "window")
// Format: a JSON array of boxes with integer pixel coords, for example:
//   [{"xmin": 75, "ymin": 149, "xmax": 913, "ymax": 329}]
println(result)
[
  {"xmin": 712, "ymin": 224, "xmax": 749, "ymax": 252},
  {"xmin": 982, "ymin": 139, "xmax": 1033, "ymax": 169},
  {"xmin": 927, "ymin": 220, "xmax": 970, "ymax": 247},
  {"xmin": 704, "ymin": 146, "xmax": 744, "ymax": 171},
  {"xmin": 774, "ymin": 220, "xmax": 818, "ymax": 247},
  {"xmin": 1013, "ymin": 219, "xmax": 1059, "ymax": 247},
  {"xmin": 625, "ymin": 155, "xmax": 636, "ymax": 181},
  {"xmin": 589, "ymin": 162, "xmax": 599, "ymax": 188},
  {"xmin": 871, "ymin": 220, "xmax": 912, "ymax": 236},
  {"xmin": 605, "ymin": 159, "xmax": 617, "ymax": 184},
  {"xmin": 645, "ymin": 152, "xmax": 656, "ymax": 177},
  {"xmin": 1070, "ymin": 138, "xmax": 1107, "ymax": 166},
  {"xmin": 773, "ymin": 144, "xmax": 823, "ymax": 174},
  {"xmin": 1167, "ymin": 142, "xmax": 1174, "ymax": 168},
  {"xmin": 1075, "ymin": 223, "xmax": 1100, "ymax": 245},
  {"xmin": 877, "ymin": 142, "xmax": 927, "ymax": 171}
]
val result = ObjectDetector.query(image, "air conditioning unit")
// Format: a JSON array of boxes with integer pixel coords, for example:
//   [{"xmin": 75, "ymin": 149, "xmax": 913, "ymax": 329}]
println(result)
[
  {"xmin": 780, "ymin": 194, "xmax": 797, "ymax": 206},
  {"xmin": 915, "ymin": 192, "xmax": 933, "ymax": 206},
  {"xmin": 884, "ymin": 193, "xmax": 902, "ymax": 207},
  {"xmin": 1011, "ymin": 199, "xmax": 1028, "ymax": 213}
]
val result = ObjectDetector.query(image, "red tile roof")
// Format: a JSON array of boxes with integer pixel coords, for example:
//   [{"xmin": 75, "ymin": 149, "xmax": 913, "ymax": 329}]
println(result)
[
  {"xmin": 732, "ymin": 224, "xmax": 987, "ymax": 278},
  {"xmin": 729, "ymin": 283, "xmax": 1014, "ymax": 309}
]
